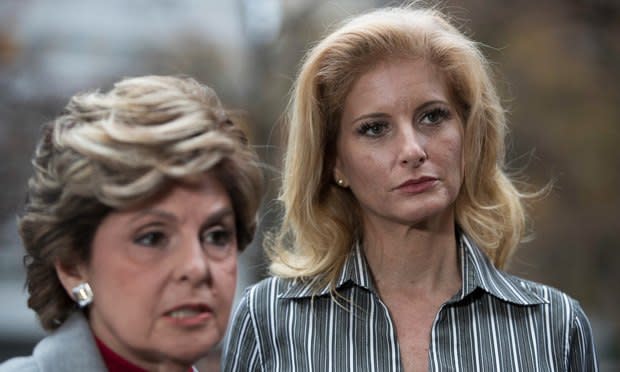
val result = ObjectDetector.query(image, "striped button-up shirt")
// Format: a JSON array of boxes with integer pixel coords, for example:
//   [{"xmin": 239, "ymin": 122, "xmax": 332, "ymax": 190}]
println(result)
[{"xmin": 223, "ymin": 234, "xmax": 598, "ymax": 371}]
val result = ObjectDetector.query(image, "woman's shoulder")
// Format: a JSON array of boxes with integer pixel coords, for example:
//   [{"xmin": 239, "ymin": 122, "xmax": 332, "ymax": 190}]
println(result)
[
  {"xmin": 0, "ymin": 356, "xmax": 39, "ymax": 372},
  {"xmin": 502, "ymin": 273, "xmax": 598, "ymax": 368},
  {"xmin": 0, "ymin": 313, "xmax": 107, "ymax": 372}
]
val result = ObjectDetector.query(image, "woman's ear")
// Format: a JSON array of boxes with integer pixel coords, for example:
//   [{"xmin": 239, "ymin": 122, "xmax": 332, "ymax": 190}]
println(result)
[
  {"xmin": 54, "ymin": 259, "xmax": 89, "ymax": 300},
  {"xmin": 333, "ymin": 160, "xmax": 349, "ymax": 188}
]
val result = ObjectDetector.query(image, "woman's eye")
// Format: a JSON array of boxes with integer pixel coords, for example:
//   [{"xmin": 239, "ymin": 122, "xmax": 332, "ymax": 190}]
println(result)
[
  {"xmin": 357, "ymin": 121, "xmax": 388, "ymax": 137},
  {"xmin": 421, "ymin": 108, "xmax": 451, "ymax": 125},
  {"xmin": 201, "ymin": 228, "xmax": 235, "ymax": 258},
  {"xmin": 204, "ymin": 229, "xmax": 233, "ymax": 246},
  {"xmin": 134, "ymin": 231, "xmax": 169, "ymax": 248}
]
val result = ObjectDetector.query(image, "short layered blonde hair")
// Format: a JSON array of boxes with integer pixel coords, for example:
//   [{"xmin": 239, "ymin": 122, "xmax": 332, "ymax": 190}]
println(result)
[
  {"xmin": 20, "ymin": 75, "xmax": 264, "ymax": 330},
  {"xmin": 269, "ymin": 6, "xmax": 531, "ymax": 288}
]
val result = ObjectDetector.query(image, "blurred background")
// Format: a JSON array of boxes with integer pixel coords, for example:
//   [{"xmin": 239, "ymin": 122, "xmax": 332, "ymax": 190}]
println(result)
[{"xmin": 0, "ymin": 0, "xmax": 618, "ymax": 370}]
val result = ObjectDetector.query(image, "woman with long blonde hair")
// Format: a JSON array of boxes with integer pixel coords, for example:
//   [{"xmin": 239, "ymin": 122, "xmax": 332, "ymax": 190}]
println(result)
[{"xmin": 224, "ymin": 5, "xmax": 597, "ymax": 371}]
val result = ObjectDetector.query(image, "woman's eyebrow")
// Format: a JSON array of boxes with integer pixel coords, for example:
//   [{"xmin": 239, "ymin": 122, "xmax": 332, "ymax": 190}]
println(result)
[
  {"xmin": 351, "ymin": 112, "xmax": 390, "ymax": 125},
  {"xmin": 128, "ymin": 206, "xmax": 235, "ymax": 226},
  {"xmin": 201, "ymin": 207, "xmax": 235, "ymax": 227},
  {"xmin": 129, "ymin": 209, "xmax": 177, "ymax": 223}
]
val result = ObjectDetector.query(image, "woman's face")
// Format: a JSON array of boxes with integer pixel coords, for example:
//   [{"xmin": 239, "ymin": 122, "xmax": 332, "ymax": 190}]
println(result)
[
  {"xmin": 63, "ymin": 173, "xmax": 238, "ymax": 369},
  {"xmin": 334, "ymin": 58, "xmax": 464, "ymax": 231}
]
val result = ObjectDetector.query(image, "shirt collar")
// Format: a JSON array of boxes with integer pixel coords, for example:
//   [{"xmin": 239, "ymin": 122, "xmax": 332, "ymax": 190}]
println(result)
[
  {"xmin": 279, "ymin": 242, "xmax": 374, "ymax": 299},
  {"xmin": 458, "ymin": 233, "xmax": 547, "ymax": 305},
  {"xmin": 280, "ymin": 231, "xmax": 547, "ymax": 306}
]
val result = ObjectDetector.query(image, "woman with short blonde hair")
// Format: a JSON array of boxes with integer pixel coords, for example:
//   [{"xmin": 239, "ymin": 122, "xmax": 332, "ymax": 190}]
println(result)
[{"xmin": 1, "ymin": 75, "xmax": 263, "ymax": 372}]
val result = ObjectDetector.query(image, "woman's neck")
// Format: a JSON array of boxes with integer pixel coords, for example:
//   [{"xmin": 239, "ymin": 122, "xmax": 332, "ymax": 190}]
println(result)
[
  {"xmin": 93, "ymin": 334, "xmax": 192, "ymax": 372},
  {"xmin": 361, "ymin": 212, "xmax": 461, "ymax": 299}
]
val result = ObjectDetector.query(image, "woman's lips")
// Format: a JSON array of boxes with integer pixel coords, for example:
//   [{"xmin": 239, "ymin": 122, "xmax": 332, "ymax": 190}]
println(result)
[
  {"xmin": 394, "ymin": 177, "xmax": 438, "ymax": 194},
  {"xmin": 164, "ymin": 304, "xmax": 213, "ymax": 327}
]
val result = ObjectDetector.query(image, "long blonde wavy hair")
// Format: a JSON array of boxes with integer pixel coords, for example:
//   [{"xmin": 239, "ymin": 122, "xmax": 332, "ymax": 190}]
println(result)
[
  {"xmin": 20, "ymin": 75, "xmax": 264, "ymax": 330},
  {"xmin": 269, "ymin": 5, "xmax": 533, "ymax": 289}
]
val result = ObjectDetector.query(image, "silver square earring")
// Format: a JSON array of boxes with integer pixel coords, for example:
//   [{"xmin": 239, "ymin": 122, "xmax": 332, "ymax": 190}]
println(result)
[{"xmin": 71, "ymin": 282, "xmax": 93, "ymax": 308}]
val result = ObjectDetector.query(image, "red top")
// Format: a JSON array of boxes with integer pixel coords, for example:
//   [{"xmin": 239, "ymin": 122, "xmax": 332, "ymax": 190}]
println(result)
[
  {"xmin": 94, "ymin": 336, "xmax": 148, "ymax": 372},
  {"xmin": 94, "ymin": 336, "xmax": 196, "ymax": 372}
]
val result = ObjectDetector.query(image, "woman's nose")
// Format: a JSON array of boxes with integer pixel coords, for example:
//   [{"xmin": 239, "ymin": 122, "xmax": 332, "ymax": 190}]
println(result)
[
  {"xmin": 397, "ymin": 126, "xmax": 427, "ymax": 167},
  {"xmin": 175, "ymin": 239, "xmax": 212, "ymax": 286}
]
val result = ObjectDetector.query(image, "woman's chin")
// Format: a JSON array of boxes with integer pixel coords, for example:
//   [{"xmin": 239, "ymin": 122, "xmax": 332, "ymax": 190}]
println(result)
[{"xmin": 167, "ymin": 340, "xmax": 218, "ymax": 362}]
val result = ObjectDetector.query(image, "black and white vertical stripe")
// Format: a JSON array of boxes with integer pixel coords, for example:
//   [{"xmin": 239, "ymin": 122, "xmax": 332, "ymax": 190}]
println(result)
[{"xmin": 223, "ymin": 234, "xmax": 599, "ymax": 371}]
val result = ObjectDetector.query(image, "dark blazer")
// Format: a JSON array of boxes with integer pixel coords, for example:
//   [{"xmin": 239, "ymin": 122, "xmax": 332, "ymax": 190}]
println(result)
[{"xmin": 0, "ymin": 312, "xmax": 107, "ymax": 372}]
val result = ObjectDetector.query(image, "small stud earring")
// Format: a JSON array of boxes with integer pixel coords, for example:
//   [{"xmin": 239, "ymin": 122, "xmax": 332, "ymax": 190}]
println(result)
[
  {"xmin": 71, "ymin": 282, "xmax": 93, "ymax": 308},
  {"xmin": 336, "ymin": 179, "xmax": 345, "ymax": 187}
]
